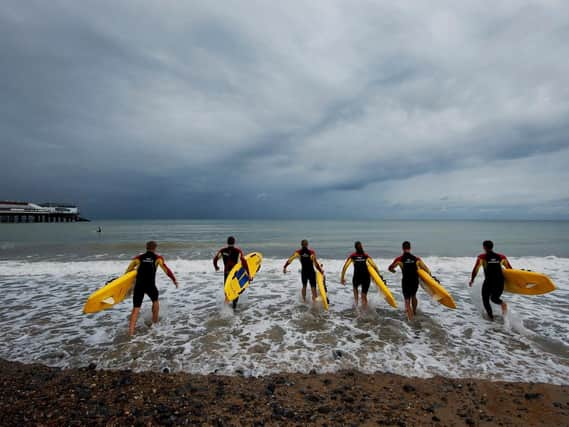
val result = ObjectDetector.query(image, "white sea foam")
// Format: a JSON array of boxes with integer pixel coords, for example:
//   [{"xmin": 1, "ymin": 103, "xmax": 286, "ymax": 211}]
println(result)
[{"xmin": 0, "ymin": 257, "xmax": 567, "ymax": 383}]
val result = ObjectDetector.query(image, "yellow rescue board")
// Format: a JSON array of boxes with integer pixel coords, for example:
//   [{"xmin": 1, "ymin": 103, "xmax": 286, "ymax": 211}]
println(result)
[
  {"xmin": 83, "ymin": 271, "xmax": 137, "ymax": 314},
  {"xmin": 316, "ymin": 270, "xmax": 329, "ymax": 310},
  {"xmin": 417, "ymin": 269, "xmax": 456, "ymax": 309},
  {"xmin": 366, "ymin": 260, "xmax": 397, "ymax": 308},
  {"xmin": 224, "ymin": 252, "xmax": 263, "ymax": 301},
  {"xmin": 503, "ymin": 269, "xmax": 556, "ymax": 295}
]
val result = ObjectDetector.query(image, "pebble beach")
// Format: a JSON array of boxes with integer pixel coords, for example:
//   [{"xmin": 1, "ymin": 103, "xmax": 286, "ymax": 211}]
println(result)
[{"xmin": 2, "ymin": 359, "xmax": 568, "ymax": 426}]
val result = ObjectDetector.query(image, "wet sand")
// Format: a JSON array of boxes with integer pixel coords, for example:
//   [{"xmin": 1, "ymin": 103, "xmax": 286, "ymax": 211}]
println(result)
[{"xmin": 1, "ymin": 359, "xmax": 568, "ymax": 426}]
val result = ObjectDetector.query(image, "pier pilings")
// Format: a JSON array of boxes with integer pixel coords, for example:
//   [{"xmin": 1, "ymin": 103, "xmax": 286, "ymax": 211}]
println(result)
[{"xmin": 0, "ymin": 213, "xmax": 81, "ymax": 223}]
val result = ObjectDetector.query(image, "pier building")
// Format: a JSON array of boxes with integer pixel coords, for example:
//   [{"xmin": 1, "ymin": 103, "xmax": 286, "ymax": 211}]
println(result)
[{"xmin": 0, "ymin": 201, "xmax": 86, "ymax": 223}]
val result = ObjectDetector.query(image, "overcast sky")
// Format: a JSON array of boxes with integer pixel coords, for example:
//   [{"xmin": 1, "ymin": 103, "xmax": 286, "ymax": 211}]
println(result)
[{"xmin": 1, "ymin": 1, "xmax": 569, "ymax": 219}]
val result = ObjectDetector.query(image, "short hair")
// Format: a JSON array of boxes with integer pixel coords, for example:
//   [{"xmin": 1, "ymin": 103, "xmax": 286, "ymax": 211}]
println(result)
[
  {"xmin": 301, "ymin": 239, "xmax": 308, "ymax": 247},
  {"xmin": 227, "ymin": 236, "xmax": 236, "ymax": 245},
  {"xmin": 483, "ymin": 240, "xmax": 494, "ymax": 250},
  {"xmin": 146, "ymin": 241, "xmax": 157, "ymax": 250},
  {"xmin": 402, "ymin": 241, "xmax": 411, "ymax": 250},
  {"xmin": 354, "ymin": 241, "xmax": 363, "ymax": 253}
]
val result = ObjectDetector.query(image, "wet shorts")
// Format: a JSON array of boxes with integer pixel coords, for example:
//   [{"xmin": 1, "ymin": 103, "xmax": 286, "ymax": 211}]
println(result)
[
  {"xmin": 301, "ymin": 270, "xmax": 317, "ymax": 288},
  {"xmin": 133, "ymin": 283, "xmax": 159, "ymax": 308},
  {"xmin": 482, "ymin": 279, "xmax": 504, "ymax": 305},
  {"xmin": 402, "ymin": 279, "xmax": 419, "ymax": 300},
  {"xmin": 353, "ymin": 275, "xmax": 371, "ymax": 294}
]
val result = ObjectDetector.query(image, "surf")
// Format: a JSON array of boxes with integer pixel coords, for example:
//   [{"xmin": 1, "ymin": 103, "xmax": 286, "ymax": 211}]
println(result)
[{"xmin": 0, "ymin": 257, "xmax": 566, "ymax": 384}]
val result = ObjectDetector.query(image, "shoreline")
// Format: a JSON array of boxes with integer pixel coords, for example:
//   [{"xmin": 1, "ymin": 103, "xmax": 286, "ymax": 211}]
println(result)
[{"xmin": 1, "ymin": 359, "xmax": 568, "ymax": 426}]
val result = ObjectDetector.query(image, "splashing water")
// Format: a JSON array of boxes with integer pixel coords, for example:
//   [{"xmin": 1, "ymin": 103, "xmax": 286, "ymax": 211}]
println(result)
[{"xmin": 0, "ymin": 256, "xmax": 567, "ymax": 384}]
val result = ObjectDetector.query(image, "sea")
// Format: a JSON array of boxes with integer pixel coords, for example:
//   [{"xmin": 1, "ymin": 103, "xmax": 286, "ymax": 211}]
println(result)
[{"xmin": 0, "ymin": 220, "xmax": 568, "ymax": 384}]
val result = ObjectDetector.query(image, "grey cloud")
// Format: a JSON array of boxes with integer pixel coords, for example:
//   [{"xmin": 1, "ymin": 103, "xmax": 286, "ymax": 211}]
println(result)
[{"xmin": 1, "ymin": 1, "xmax": 569, "ymax": 219}]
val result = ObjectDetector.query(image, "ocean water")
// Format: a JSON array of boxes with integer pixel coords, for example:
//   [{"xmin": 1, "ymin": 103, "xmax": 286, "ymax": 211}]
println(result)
[{"xmin": 0, "ymin": 220, "xmax": 568, "ymax": 384}]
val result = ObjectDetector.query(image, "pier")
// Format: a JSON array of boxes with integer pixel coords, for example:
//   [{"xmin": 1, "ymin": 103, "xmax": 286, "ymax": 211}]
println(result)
[{"xmin": 0, "ymin": 201, "xmax": 86, "ymax": 223}]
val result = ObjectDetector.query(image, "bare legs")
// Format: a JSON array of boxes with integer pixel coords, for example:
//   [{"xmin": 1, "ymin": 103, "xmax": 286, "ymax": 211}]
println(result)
[
  {"xmin": 501, "ymin": 301, "xmax": 508, "ymax": 316},
  {"xmin": 361, "ymin": 292, "xmax": 368, "ymax": 309},
  {"xmin": 152, "ymin": 300, "xmax": 160, "ymax": 323},
  {"xmin": 301, "ymin": 286, "xmax": 318, "ymax": 303},
  {"xmin": 352, "ymin": 287, "xmax": 368, "ymax": 309},
  {"xmin": 129, "ymin": 307, "xmax": 140, "ymax": 335},
  {"xmin": 129, "ymin": 300, "xmax": 160, "ymax": 336},
  {"xmin": 405, "ymin": 296, "xmax": 418, "ymax": 321}
]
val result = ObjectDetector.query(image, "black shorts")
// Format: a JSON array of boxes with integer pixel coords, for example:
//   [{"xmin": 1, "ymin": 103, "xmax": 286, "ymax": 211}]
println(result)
[
  {"xmin": 402, "ymin": 279, "xmax": 419, "ymax": 300},
  {"xmin": 133, "ymin": 282, "xmax": 159, "ymax": 308},
  {"xmin": 482, "ymin": 279, "xmax": 504, "ymax": 304},
  {"xmin": 301, "ymin": 270, "xmax": 317, "ymax": 288},
  {"xmin": 353, "ymin": 275, "xmax": 371, "ymax": 294}
]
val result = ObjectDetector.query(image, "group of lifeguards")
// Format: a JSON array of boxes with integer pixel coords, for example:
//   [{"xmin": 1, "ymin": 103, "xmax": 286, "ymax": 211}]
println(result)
[{"xmin": 125, "ymin": 238, "xmax": 510, "ymax": 335}]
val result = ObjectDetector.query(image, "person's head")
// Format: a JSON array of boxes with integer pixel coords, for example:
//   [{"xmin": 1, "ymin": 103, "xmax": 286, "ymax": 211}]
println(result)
[
  {"xmin": 402, "ymin": 241, "xmax": 411, "ymax": 252},
  {"xmin": 227, "ymin": 236, "xmax": 236, "ymax": 246},
  {"xmin": 146, "ymin": 241, "xmax": 157, "ymax": 252},
  {"xmin": 301, "ymin": 239, "xmax": 309, "ymax": 248},
  {"xmin": 354, "ymin": 241, "xmax": 364, "ymax": 254},
  {"xmin": 483, "ymin": 240, "xmax": 494, "ymax": 252}
]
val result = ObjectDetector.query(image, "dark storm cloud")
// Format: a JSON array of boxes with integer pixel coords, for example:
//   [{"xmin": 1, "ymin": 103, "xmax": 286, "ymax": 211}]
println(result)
[
  {"xmin": 1, "ymin": 1, "xmax": 569, "ymax": 219},
  {"xmin": 310, "ymin": 115, "xmax": 569, "ymax": 194}
]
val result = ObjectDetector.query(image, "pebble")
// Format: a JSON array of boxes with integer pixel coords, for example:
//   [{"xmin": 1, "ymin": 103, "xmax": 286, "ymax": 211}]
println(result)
[
  {"xmin": 305, "ymin": 394, "xmax": 320, "ymax": 403},
  {"xmin": 119, "ymin": 375, "xmax": 132, "ymax": 386},
  {"xmin": 524, "ymin": 392, "xmax": 543, "ymax": 400},
  {"xmin": 1, "ymin": 359, "xmax": 567, "ymax": 426},
  {"xmin": 266, "ymin": 383, "xmax": 275, "ymax": 395}
]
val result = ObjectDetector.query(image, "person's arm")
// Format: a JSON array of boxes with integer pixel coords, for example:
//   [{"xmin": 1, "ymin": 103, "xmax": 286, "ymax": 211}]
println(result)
[
  {"xmin": 501, "ymin": 255, "xmax": 513, "ymax": 269},
  {"xmin": 283, "ymin": 251, "xmax": 299, "ymax": 274},
  {"xmin": 388, "ymin": 256, "xmax": 401, "ymax": 273},
  {"xmin": 157, "ymin": 257, "xmax": 178, "ymax": 287},
  {"xmin": 240, "ymin": 250, "xmax": 251, "ymax": 281},
  {"xmin": 340, "ymin": 257, "xmax": 353, "ymax": 285},
  {"xmin": 367, "ymin": 257, "xmax": 380, "ymax": 274},
  {"xmin": 213, "ymin": 250, "xmax": 222, "ymax": 271},
  {"xmin": 417, "ymin": 257, "xmax": 431, "ymax": 275},
  {"xmin": 469, "ymin": 256, "xmax": 483, "ymax": 286},
  {"xmin": 125, "ymin": 258, "xmax": 140, "ymax": 273},
  {"xmin": 311, "ymin": 251, "xmax": 324, "ymax": 274}
]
